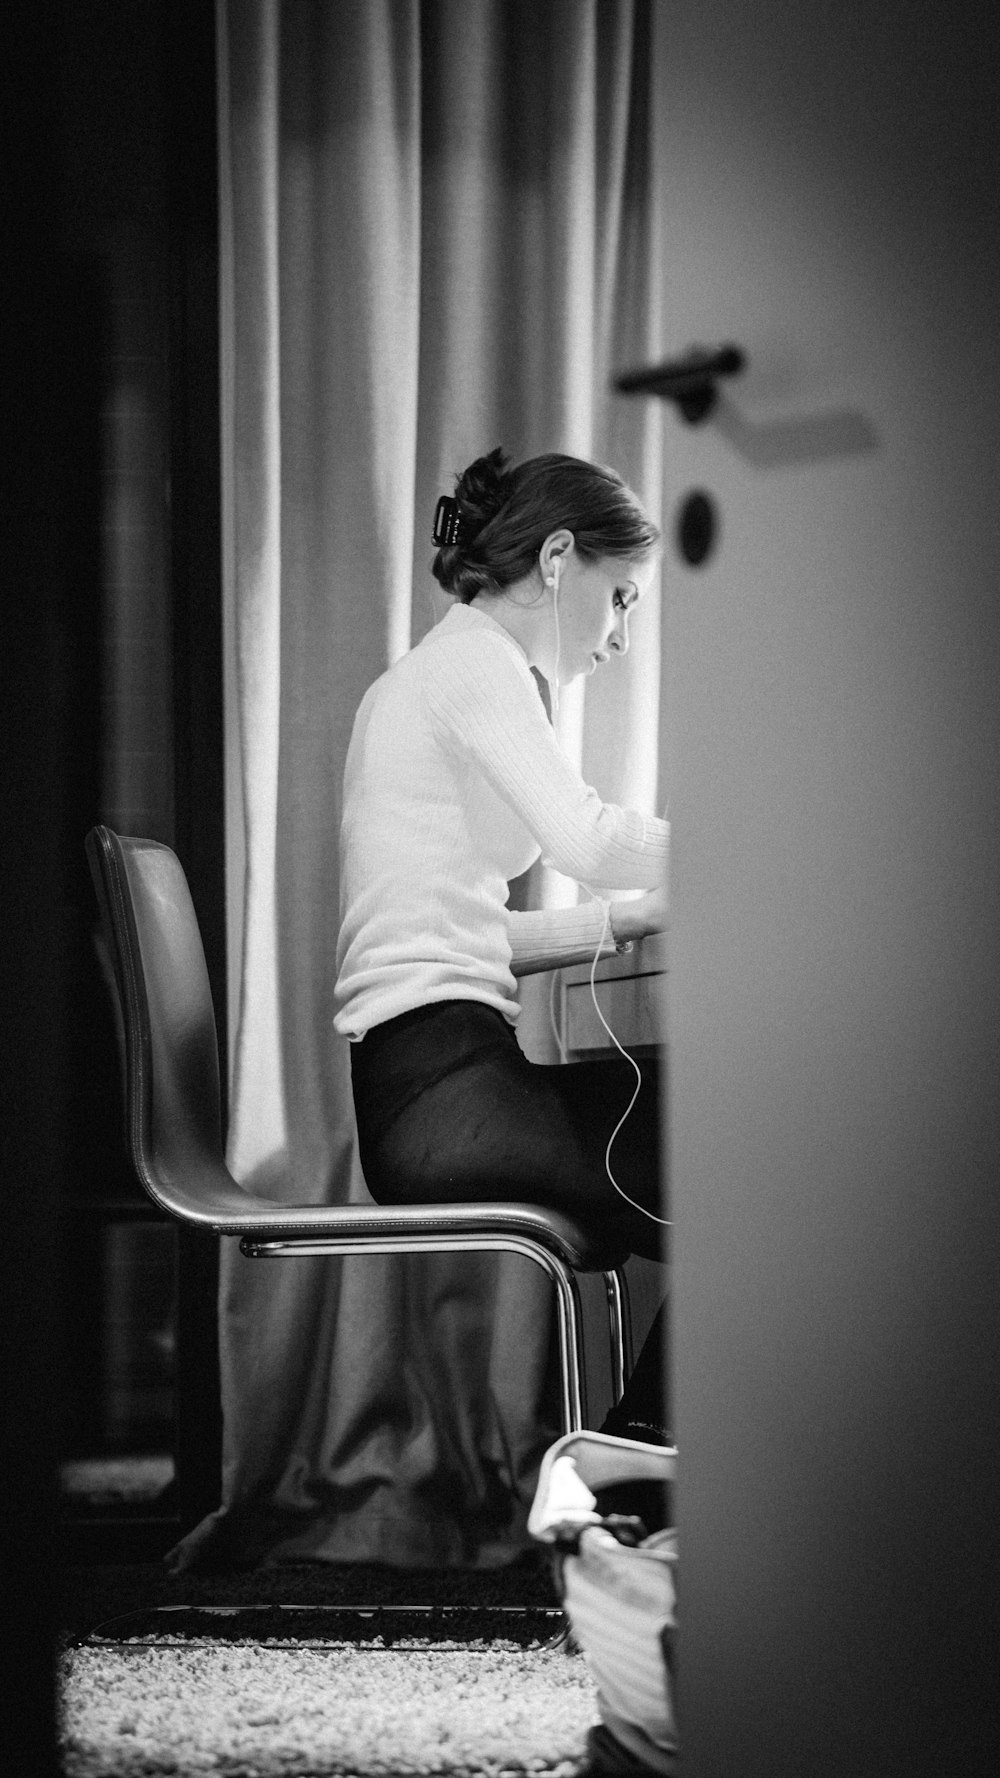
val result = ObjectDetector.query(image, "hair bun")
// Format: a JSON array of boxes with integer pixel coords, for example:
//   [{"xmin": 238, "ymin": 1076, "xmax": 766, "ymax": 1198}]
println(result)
[{"xmin": 453, "ymin": 446, "xmax": 512, "ymax": 542}]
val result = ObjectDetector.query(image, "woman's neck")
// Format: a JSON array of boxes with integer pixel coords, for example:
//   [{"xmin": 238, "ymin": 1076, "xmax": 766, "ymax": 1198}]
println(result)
[{"xmin": 469, "ymin": 578, "xmax": 551, "ymax": 675}]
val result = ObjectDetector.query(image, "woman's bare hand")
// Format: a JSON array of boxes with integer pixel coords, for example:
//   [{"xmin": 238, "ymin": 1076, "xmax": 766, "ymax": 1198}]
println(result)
[{"xmin": 611, "ymin": 884, "xmax": 668, "ymax": 945}]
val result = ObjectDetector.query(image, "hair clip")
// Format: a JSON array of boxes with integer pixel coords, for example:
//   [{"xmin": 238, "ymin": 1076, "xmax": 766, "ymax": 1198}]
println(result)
[{"xmin": 432, "ymin": 494, "xmax": 465, "ymax": 548}]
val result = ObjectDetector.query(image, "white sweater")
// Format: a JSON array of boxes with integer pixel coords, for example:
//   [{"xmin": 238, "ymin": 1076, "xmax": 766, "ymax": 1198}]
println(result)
[{"xmin": 334, "ymin": 602, "xmax": 668, "ymax": 1039}]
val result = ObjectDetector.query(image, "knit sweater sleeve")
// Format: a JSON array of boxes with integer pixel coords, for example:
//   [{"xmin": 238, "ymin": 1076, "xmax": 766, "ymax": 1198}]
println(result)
[
  {"xmin": 422, "ymin": 628, "xmax": 668, "ymax": 893},
  {"xmin": 507, "ymin": 899, "xmax": 617, "ymax": 975}
]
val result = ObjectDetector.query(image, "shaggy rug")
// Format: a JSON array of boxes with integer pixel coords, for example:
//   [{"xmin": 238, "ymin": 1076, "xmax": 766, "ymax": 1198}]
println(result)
[
  {"xmin": 57, "ymin": 1558, "xmax": 605, "ymax": 1774},
  {"xmin": 59, "ymin": 1638, "xmax": 600, "ymax": 1777}
]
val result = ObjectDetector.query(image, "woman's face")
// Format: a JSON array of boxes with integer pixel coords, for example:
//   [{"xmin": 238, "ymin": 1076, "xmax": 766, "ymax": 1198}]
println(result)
[{"xmin": 553, "ymin": 549, "xmax": 655, "ymax": 684}]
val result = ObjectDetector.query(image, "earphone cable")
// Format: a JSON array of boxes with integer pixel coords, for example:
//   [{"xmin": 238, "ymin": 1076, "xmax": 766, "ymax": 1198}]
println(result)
[
  {"xmin": 549, "ymin": 559, "xmax": 561, "ymax": 717},
  {"xmin": 590, "ymin": 898, "xmax": 671, "ymax": 1227}
]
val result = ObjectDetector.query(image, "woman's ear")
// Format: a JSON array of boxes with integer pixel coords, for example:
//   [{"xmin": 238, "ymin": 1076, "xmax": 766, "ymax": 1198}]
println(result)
[{"xmin": 539, "ymin": 529, "xmax": 575, "ymax": 581}]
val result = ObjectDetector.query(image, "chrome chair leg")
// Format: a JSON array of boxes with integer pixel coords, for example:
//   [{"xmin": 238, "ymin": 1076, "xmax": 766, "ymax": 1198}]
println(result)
[
  {"xmin": 602, "ymin": 1266, "xmax": 634, "ymax": 1404},
  {"xmin": 547, "ymin": 1258, "xmax": 587, "ymax": 1433}
]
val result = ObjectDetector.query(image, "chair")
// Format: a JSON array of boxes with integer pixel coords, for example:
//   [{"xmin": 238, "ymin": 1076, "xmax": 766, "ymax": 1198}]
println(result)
[{"xmin": 85, "ymin": 825, "xmax": 634, "ymax": 1435}]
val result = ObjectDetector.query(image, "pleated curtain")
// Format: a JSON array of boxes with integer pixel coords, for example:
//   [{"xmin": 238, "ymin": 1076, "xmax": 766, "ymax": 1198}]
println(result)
[{"xmin": 172, "ymin": 0, "xmax": 662, "ymax": 1573}]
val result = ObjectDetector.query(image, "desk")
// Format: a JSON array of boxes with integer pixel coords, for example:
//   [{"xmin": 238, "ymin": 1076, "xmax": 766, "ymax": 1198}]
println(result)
[{"xmin": 559, "ymin": 930, "xmax": 668, "ymax": 1058}]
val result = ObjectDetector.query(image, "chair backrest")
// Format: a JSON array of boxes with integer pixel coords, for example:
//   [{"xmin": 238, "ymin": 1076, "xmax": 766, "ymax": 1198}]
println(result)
[{"xmin": 86, "ymin": 825, "xmax": 247, "ymax": 1225}]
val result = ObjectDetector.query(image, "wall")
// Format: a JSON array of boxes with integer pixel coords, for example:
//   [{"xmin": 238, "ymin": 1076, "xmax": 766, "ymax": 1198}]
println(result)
[
  {"xmin": 654, "ymin": 3, "xmax": 1000, "ymax": 1772},
  {"xmin": 56, "ymin": 0, "xmax": 176, "ymax": 841}
]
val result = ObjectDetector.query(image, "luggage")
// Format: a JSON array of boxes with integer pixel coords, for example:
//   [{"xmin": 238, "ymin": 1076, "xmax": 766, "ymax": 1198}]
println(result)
[{"xmin": 528, "ymin": 1430, "xmax": 678, "ymax": 1775}]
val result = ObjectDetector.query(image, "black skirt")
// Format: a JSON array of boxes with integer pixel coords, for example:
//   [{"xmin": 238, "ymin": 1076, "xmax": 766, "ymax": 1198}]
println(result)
[{"xmin": 350, "ymin": 998, "xmax": 666, "ymax": 1263}]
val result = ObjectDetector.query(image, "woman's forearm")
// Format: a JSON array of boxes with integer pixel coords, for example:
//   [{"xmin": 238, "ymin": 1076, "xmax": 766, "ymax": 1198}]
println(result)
[
  {"xmin": 507, "ymin": 901, "xmax": 614, "ymax": 976},
  {"xmin": 507, "ymin": 887, "xmax": 667, "ymax": 977},
  {"xmin": 511, "ymin": 940, "xmax": 615, "ymax": 978}
]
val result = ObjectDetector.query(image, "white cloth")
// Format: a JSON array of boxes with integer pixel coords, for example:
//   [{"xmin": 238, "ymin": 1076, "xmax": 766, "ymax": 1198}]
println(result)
[{"xmin": 334, "ymin": 603, "xmax": 668, "ymax": 1039}]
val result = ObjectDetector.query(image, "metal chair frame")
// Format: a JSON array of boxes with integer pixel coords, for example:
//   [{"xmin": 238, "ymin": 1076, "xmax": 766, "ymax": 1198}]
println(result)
[{"xmin": 86, "ymin": 825, "xmax": 634, "ymax": 1437}]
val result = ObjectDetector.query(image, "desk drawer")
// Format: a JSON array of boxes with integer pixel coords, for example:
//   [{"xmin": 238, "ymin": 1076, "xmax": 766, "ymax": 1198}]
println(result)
[{"xmin": 564, "ymin": 971, "xmax": 665, "ymax": 1053}]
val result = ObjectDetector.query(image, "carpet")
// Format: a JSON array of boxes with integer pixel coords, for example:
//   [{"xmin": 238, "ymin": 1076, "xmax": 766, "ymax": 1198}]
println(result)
[{"xmin": 59, "ymin": 1639, "xmax": 600, "ymax": 1776}]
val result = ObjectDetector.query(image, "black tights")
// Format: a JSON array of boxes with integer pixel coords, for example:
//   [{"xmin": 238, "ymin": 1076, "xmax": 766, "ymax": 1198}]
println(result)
[{"xmin": 351, "ymin": 1000, "xmax": 669, "ymax": 1438}]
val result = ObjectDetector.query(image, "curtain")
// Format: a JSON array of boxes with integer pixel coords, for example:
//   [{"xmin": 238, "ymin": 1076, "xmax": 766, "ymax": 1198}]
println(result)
[{"xmin": 172, "ymin": 0, "xmax": 662, "ymax": 1573}]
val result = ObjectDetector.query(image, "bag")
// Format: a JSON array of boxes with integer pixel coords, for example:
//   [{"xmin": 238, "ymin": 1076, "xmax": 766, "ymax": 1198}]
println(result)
[{"xmin": 528, "ymin": 1430, "xmax": 678, "ymax": 1775}]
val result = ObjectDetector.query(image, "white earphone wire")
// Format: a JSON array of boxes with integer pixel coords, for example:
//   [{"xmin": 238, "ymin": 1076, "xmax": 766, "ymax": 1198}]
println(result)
[
  {"xmin": 589, "ymin": 897, "xmax": 671, "ymax": 1227},
  {"xmin": 547, "ymin": 556, "xmax": 562, "ymax": 718}
]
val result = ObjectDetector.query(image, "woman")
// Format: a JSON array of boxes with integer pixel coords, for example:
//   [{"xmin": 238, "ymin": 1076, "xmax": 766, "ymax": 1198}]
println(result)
[{"xmin": 335, "ymin": 447, "xmax": 670, "ymax": 1443}]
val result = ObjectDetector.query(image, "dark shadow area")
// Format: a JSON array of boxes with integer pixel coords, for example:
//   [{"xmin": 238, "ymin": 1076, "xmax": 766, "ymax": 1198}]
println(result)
[
  {"xmin": 58, "ymin": 1554, "xmax": 561, "ymax": 1649},
  {"xmin": 2, "ymin": 138, "xmax": 106, "ymax": 1778}
]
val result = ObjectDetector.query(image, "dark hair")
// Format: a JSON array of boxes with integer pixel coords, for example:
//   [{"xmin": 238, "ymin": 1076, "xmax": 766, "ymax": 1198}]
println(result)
[{"xmin": 431, "ymin": 447, "xmax": 659, "ymax": 604}]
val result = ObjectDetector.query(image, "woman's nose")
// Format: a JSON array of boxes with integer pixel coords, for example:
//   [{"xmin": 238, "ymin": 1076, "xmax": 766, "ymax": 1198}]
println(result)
[{"xmin": 610, "ymin": 614, "xmax": 630, "ymax": 655}]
